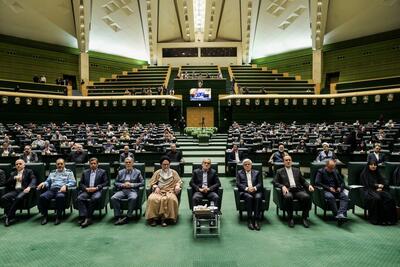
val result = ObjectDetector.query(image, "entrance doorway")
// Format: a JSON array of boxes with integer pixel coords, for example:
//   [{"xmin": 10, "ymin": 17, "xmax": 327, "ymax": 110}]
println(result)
[
  {"xmin": 186, "ymin": 107, "xmax": 214, "ymax": 127},
  {"xmin": 63, "ymin": 74, "xmax": 77, "ymax": 90}
]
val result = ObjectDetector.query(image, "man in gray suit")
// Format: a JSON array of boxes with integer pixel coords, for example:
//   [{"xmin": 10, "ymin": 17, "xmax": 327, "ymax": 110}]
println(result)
[
  {"xmin": 273, "ymin": 155, "xmax": 314, "ymax": 228},
  {"xmin": 111, "ymin": 157, "xmax": 144, "ymax": 225},
  {"xmin": 77, "ymin": 157, "xmax": 109, "ymax": 228}
]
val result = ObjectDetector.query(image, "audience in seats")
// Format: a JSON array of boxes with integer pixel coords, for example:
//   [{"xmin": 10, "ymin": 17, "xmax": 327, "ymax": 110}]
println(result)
[
  {"xmin": 315, "ymin": 142, "xmax": 339, "ymax": 162},
  {"xmin": 31, "ymin": 134, "xmax": 45, "ymax": 149},
  {"xmin": 165, "ymin": 143, "xmax": 183, "ymax": 163},
  {"xmin": 20, "ymin": 145, "xmax": 38, "ymax": 163},
  {"xmin": 268, "ymin": 144, "xmax": 288, "ymax": 164},
  {"xmin": 119, "ymin": 145, "xmax": 134, "ymax": 163},
  {"xmin": 228, "ymin": 144, "xmax": 243, "ymax": 163},
  {"xmin": 367, "ymin": 144, "xmax": 386, "ymax": 165},
  {"xmin": 69, "ymin": 144, "xmax": 89, "ymax": 163},
  {"xmin": 0, "ymin": 142, "xmax": 14, "ymax": 156}
]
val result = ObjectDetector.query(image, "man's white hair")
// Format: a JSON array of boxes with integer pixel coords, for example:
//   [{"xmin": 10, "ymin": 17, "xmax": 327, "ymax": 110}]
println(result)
[{"xmin": 242, "ymin": 158, "xmax": 253, "ymax": 165}]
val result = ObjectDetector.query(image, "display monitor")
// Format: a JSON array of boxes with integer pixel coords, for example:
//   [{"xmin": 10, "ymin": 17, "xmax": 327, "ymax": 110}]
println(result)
[{"xmin": 190, "ymin": 88, "xmax": 211, "ymax": 101}]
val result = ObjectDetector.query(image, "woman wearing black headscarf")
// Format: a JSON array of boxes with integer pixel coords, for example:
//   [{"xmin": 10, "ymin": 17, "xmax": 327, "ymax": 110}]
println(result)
[{"xmin": 360, "ymin": 160, "xmax": 397, "ymax": 225}]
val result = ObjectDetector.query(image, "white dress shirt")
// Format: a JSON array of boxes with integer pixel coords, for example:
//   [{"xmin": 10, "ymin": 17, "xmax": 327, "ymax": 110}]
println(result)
[{"xmin": 285, "ymin": 167, "xmax": 296, "ymax": 188}]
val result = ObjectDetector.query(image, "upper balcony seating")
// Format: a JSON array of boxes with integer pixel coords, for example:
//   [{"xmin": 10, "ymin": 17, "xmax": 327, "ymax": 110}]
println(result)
[{"xmin": 230, "ymin": 65, "xmax": 315, "ymax": 94}]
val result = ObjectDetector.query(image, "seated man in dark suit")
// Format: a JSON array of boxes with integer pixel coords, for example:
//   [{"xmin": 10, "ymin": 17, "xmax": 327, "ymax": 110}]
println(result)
[
  {"xmin": 69, "ymin": 144, "xmax": 89, "ymax": 164},
  {"xmin": 236, "ymin": 158, "xmax": 263, "ymax": 231},
  {"xmin": 119, "ymin": 145, "xmax": 134, "ymax": 163},
  {"xmin": 190, "ymin": 158, "xmax": 221, "ymax": 210},
  {"xmin": 273, "ymin": 155, "xmax": 314, "ymax": 228},
  {"xmin": 37, "ymin": 158, "xmax": 76, "ymax": 225},
  {"xmin": 111, "ymin": 157, "xmax": 144, "ymax": 225},
  {"xmin": 228, "ymin": 144, "xmax": 243, "ymax": 163},
  {"xmin": 0, "ymin": 159, "xmax": 36, "ymax": 226},
  {"xmin": 165, "ymin": 143, "xmax": 183, "ymax": 163},
  {"xmin": 315, "ymin": 159, "xmax": 349, "ymax": 226},
  {"xmin": 20, "ymin": 145, "xmax": 39, "ymax": 163},
  {"xmin": 367, "ymin": 143, "xmax": 386, "ymax": 165},
  {"xmin": 77, "ymin": 157, "xmax": 109, "ymax": 228}
]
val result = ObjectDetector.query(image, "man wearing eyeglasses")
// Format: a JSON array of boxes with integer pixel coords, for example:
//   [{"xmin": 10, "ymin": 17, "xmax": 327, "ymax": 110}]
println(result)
[
  {"xmin": 190, "ymin": 159, "xmax": 221, "ymax": 210},
  {"xmin": 0, "ymin": 159, "xmax": 36, "ymax": 226},
  {"xmin": 37, "ymin": 158, "xmax": 76, "ymax": 225},
  {"xmin": 236, "ymin": 159, "xmax": 263, "ymax": 231},
  {"xmin": 111, "ymin": 157, "xmax": 144, "ymax": 225}
]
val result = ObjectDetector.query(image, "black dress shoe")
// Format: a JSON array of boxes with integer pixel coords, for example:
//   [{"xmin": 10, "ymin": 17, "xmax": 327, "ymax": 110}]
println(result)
[
  {"xmin": 149, "ymin": 219, "xmax": 157, "ymax": 227},
  {"xmin": 54, "ymin": 218, "xmax": 61, "ymax": 225},
  {"xmin": 41, "ymin": 217, "xmax": 48, "ymax": 225},
  {"xmin": 77, "ymin": 218, "xmax": 85, "ymax": 225},
  {"xmin": 302, "ymin": 219, "xmax": 310, "ymax": 228},
  {"xmin": 254, "ymin": 221, "xmax": 261, "ymax": 231},
  {"xmin": 288, "ymin": 219, "xmax": 295, "ymax": 228},
  {"xmin": 248, "ymin": 221, "xmax": 255, "ymax": 230},
  {"xmin": 81, "ymin": 219, "xmax": 92, "ymax": 228}
]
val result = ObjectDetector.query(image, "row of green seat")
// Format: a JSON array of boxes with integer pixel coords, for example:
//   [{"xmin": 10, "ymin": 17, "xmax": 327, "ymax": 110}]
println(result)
[
  {"xmin": 336, "ymin": 76, "xmax": 400, "ymax": 93},
  {"xmin": 231, "ymin": 65, "xmax": 315, "ymax": 94},
  {"xmin": 87, "ymin": 66, "xmax": 169, "ymax": 96},
  {"xmin": 0, "ymin": 79, "xmax": 67, "ymax": 95}
]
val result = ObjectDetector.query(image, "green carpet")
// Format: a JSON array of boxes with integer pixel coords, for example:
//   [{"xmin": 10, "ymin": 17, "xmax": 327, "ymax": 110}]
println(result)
[{"xmin": 0, "ymin": 177, "xmax": 399, "ymax": 267}]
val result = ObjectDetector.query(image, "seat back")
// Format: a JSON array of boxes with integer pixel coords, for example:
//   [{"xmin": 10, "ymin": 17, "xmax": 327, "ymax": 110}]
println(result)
[
  {"xmin": 347, "ymin": 162, "xmax": 367, "ymax": 185},
  {"xmin": 25, "ymin": 163, "xmax": 46, "ymax": 183},
  {"xmin": 0, "ymin": 163, "xmax": 12, "ymax": 178},
  {"xmin": 384, "ymin": 162, "xmax": 400, "ymax": 185}
]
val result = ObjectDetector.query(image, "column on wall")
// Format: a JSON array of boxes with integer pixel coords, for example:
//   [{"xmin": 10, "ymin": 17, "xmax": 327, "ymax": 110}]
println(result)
[
  {"xmin": 312, "ymin": 49, "xmax": 322, "ymax": 94},
  {"xmin": 79, "ymin": 52, "xmax": 89, "ymax": 94}
]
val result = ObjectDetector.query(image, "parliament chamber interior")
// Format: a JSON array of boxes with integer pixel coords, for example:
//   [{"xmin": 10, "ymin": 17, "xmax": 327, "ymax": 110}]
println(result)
[{"xmin": 0, "ymin": 0, "xmax": 400, "ymax": 266}]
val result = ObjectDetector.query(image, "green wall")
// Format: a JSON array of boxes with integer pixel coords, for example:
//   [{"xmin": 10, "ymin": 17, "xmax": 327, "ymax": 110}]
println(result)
[
  {"xmin": 88, "ymin": 51, "xmax": 146, "ymax": 81},
  {"xmin": 0, "ymin": 34, "xmax": 147, "ymax": 86},
  {"xmin": 323, "ymin": 32, "xmax": 400, "ymax": 85},
  {"xmin": 0, "ymin": 35, "xmax": 79, "ymax": 84},
  {"xmin": 252, "ymin": 30, "xmax": 400, "ymax": 90},
  {"xmin": 252, "ymin": 48, "xmax": 312, "ymax": 80}
]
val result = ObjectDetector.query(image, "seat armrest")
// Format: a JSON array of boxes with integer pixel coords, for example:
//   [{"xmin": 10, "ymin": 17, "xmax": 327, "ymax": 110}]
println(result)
[
  {"xmin": 0, "ymin": 186, "xmax": 6, "ymax": 197},
  {"xmin": 233, "ymin": 187, "xmax": 240, "ymax": 211}
]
